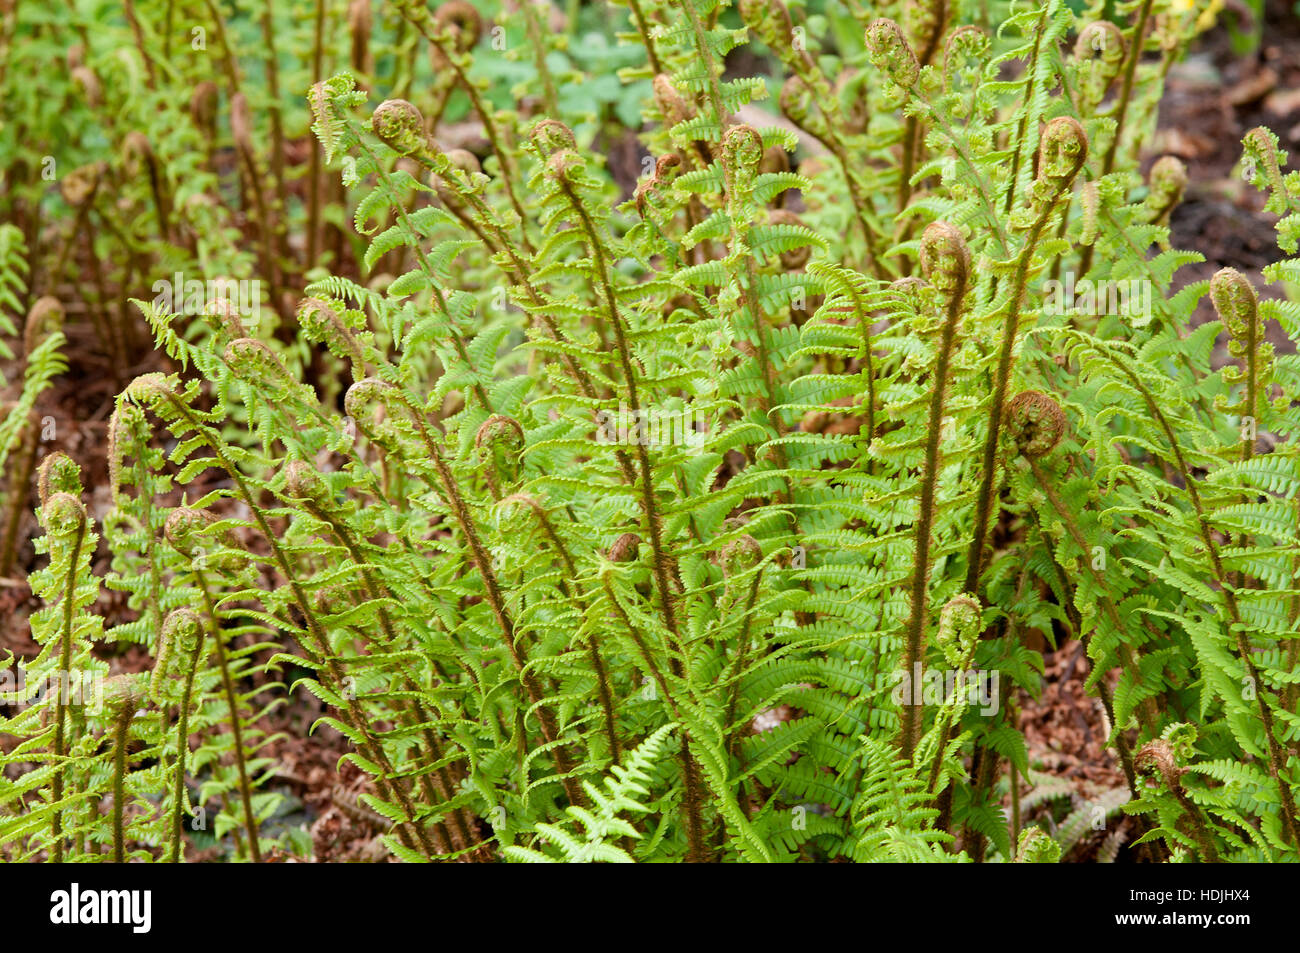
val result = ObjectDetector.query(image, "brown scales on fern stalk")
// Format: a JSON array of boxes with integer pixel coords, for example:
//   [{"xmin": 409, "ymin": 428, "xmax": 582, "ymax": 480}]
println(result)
[
  {"xmin": 0, "ymin": 403, "xmax": 40, "ymax": 578},
  {"xmin": 964, "ymin": 117, "xmax": 1087, "ymax": 598},
  {"xmin": 1136, "ymin": 739, "xmax": 1219, "ymax": 863},
  {"xmin": 344, "ymin": 378, "xmax": 590, "ymax": 813},
  {"xmin": 540, "ymin": 122, "xmax": 716, "ymax": 859},
  {"xmin": 1103, "ymin": 351, "xmax": 1300, "ymax": 850},
  {"xmin": 958, "ymin": 119, "xmax": 1087, "ymax": 859},
  {"xmin": 282, "ymin": 460, "xmax": 480, "ymax": 856},
  {"xmin": 160, "ymin": 509, "xmax": 264, "ymax": 863},
  {"xmin": 125, "ymin": 373, "xmax": 444, "ymax": 859},
  {"xmin": 899, "ymin": 221, "xmax": 969, "ymax": 762},
  {"xmin": 101, "ymin": 673, "xmax": 144, "ymax": 864},
  {"xmin": 1206, "ymin": 267, "xmax": 1300, "ymax": 847},
  {"xmin": 1004, "ymin": 391, "xmax": 1159, "ymax": 797},
  {"xmin": 153, "ymin": 607, "xmax": 205, "ymax": 863},
  {"xmin": 498, "ymin": 492, "xmax": 623, "ymax": 768},
  {"xmin": 39, "ymin": 487, "xmax": 88, "ymax": 865}
]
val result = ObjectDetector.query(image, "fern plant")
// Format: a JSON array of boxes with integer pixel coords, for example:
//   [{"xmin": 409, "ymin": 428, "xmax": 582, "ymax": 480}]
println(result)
[{"xmin": 3, "ymin": 0, "xmax": 1298, "ymax": 864}]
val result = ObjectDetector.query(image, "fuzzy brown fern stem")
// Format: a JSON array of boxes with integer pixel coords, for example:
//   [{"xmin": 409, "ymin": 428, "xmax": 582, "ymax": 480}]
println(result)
[
  {"xmin": 500, "ymin": 492, "xmax": 621, "ymax": 765},
  {"xmin": 330, "ymin": 582, "xmax": 479, "ymax": 854},
  {"xmin": 1048, "ymin": 23, "xmax": 1128, "ymax": 282},
  {"xmin": 1028, "ymin": 516, "xmax": 1145, "ymax": 805},
  {"xmin": 1011, "ymin": 394, "xmax": 1159, "ymax": 759},
  {"xmin": 395, "ymin": 4, "xmax": 535, "ymax": 257},
  {"xmin": 1075, "ymin": 0, "xmax": 1155, "ymax": 280},
  {"xmin": 959, "ymin": 120, "xmax": 1087, "ymax": 860},
  {"xmin": 899, "ymin": 222, "xmax": 969, "ymax": 760},
  {"xmin": 344, "ymin": 380, "xmax": 588, "ymax": 808},
  {"xmin": 1105, "ymin": 353, "xmax": 1300, "ymax": 848},
  {"xmin": 42, "ymin": 490, "xmax": 87, "ymax": 863},
  {"xmin": 1008, "ymin": 457, "xmax": 1164, "ymax": 858},
  {"xmin": 154, "ymin": 608, "xmax": 205, "ymax": 863},
  {"xmin": 0, "ymin": 406, "xmax": 39, "ymax": 577},
  {"xmin": 549, "ymin": 160, "xmax": 683, "ymax": 641},
  {"xmin": 1136, "ymin": 739, "xmax": 1219, "ymax": 863},
  {"xmin": 102, "ymin": 675, "xmax": 140, "ymax": 864},
  {"xmin": 963, "ymin": 118, "xmax": 1087, "ymax": 595},
  {"xmin": 198, "ymin": 572, "xmax": 263, "ymax": 863},
  {"xmin": 1022, "ymin": 449, "xmax": 1157, "ymax": 738},
  {"xmin": 136, "ymin": 380, "xmax": 439, "ymax": 858}
]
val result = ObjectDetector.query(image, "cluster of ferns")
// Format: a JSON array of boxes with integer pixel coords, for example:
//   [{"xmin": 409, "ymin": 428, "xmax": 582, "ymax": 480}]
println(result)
[{"xmin": 3, "ymin": 0, "xmax": 1300, "ymax": 862}]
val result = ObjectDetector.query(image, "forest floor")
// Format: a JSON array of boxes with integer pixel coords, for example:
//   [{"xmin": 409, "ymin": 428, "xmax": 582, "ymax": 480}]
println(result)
[{"xmin": 3, "ymin": 5, "xmax": 1299, "ymax": 861}]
